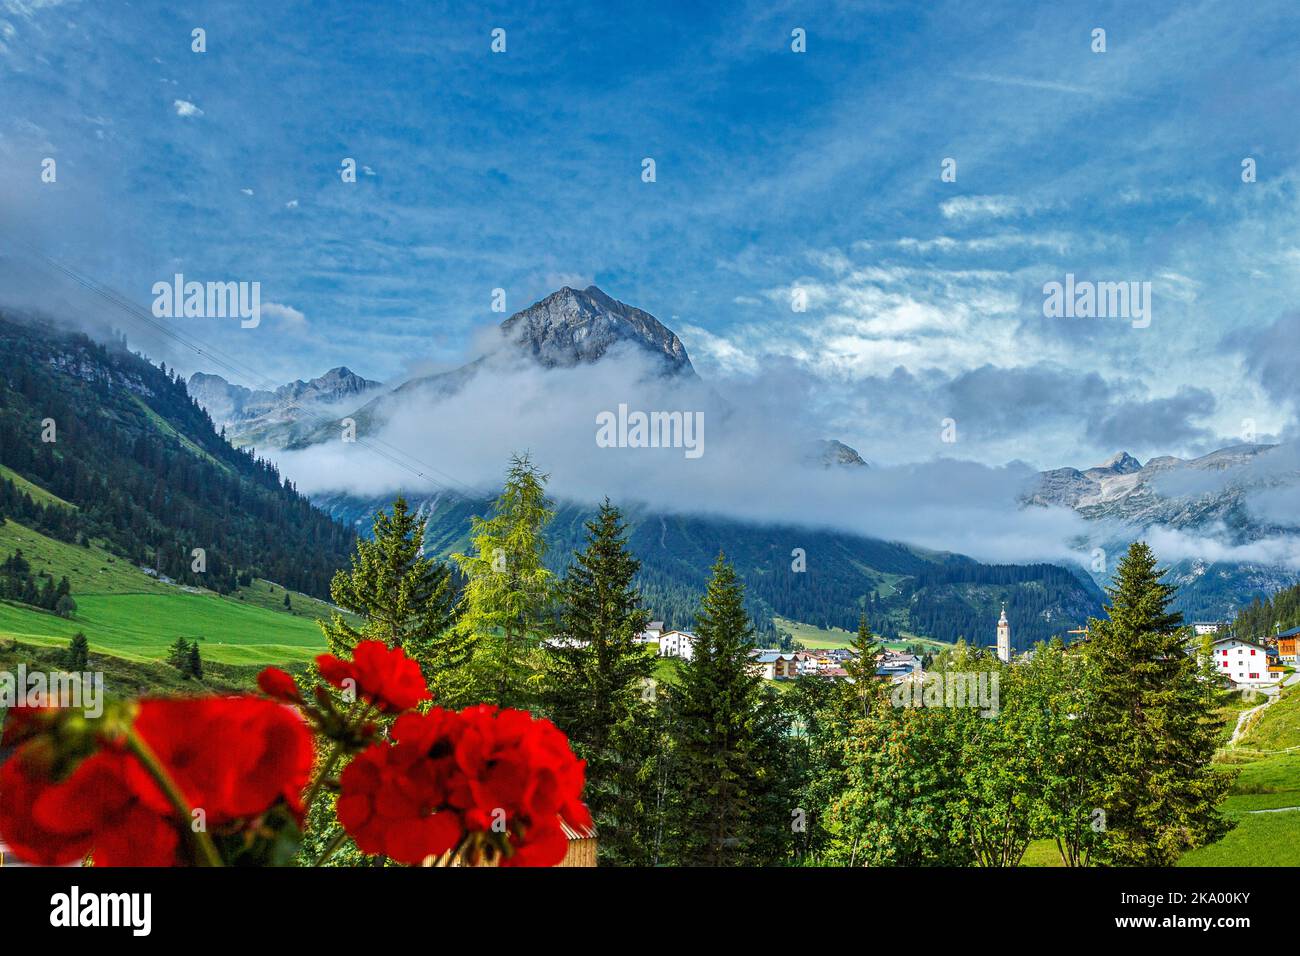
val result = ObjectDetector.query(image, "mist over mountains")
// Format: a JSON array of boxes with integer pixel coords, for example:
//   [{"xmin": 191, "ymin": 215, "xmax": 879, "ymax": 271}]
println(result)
[{"xmin": 185, "ymin": 285, "xmax": 1300, "ymax": 623}]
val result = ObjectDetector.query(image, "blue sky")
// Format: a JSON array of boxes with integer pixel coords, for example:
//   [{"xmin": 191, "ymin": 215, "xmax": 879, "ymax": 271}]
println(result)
[{"xmin": 3, "ymin": 0, "xmax": 1300, "ymax": 469}]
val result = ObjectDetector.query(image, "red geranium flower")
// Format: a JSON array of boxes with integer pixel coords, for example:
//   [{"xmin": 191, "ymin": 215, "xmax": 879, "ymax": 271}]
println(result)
[
  {"xmin": 339, "ymin": 705, "xmax": 589, "ymax": 867},
  {"xmin": 316, "ymin": 641, "xmax": 431, "ymax": 713},
  {"xmin": 257, "ymin": 667, "xmax": 303, "ymax": 704},
  {"xmin": 0, "ymin": 695, "xmax": 314, "ymax": 866},
  {"xmin": 131, "ymin": 696, "xmax": 315, "ymax": 823},
  {"xmin": 335, "ymin": 741, "xmax": 462, "ymax": 865}
]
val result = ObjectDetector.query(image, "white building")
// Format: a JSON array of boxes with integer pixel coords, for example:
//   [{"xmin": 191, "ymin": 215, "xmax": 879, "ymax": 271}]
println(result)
[
  {"xmin": 749, "ymin": 650, "xmax": 797, "ymax": 680},
  {"xmin": 1210, "ymin": 637, "xmax": 1283, "ymax": 687},
  {"xmin": 996, "ymin": 604, "xmax": 1011, "ymax": 663},
  {"xmin": 658, "ymin": 629, "xmax": 696, "ymax": 660},
  {"xmin": 636, "ymin": 621, "xmax": 665, "ymax": 644}
]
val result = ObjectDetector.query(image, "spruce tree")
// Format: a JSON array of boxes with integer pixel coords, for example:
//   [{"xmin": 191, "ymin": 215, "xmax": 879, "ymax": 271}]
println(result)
[
  {"xmin": 544, "ymin": 500, "xmax": 657, "ymax": 865},
  {"xmin": 453, "ymin": 453, "xmax": 554, "ymax": 709},
  {"xmin": 63, "ymin": 631, "xmax": 89, "ymax": 671},
  {"xmin": 666, "ymin": 552, "xmax": 773, "ymax": 865},
  {"xmin": 187, "ymin": 640, "xmax": 203, "ymax": 680},
  {"xmin": 321, "ymin": 496, "xmax": 466, "ymax": 702},
  {"xmin": 1083, "ymin": 541, "xmax": 1233, "ymax": 865},
  {"xmin": 166, "ymin": 636, "xmax": 192, "ymax": 676}
]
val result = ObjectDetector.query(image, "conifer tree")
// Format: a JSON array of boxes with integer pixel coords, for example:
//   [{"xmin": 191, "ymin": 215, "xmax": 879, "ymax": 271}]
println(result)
[
  {"xmin": 544, "ymin": 500, "xmax": 657, "ymax": 865},
  {"xmin": 1083, "ymin": 541, "xmax": 1233, "ymax": 865},
  {"xmin": 842, "ymin": 612, "xmax": 883, "ymax": 716},
  {"xmin": 63, "ymin": 631, "xmax": 89, "ymax": 672},
  {"xmin": 666, "ymin": 552, "xmax": 774, "ymax": 865},
  {"xmin": 321, "ymin": 496, "xmax": 465, "ymax": 701},
  {"xmin": 166, "ymin": 636, "xmax": 192, "ymax": 676},
  {"xmin": 187, "ymin": 640, "xmax": 203, "ymax": 680},
  {"xmin": 453, "ymin": 453, "xmax": 554, "ymax": 709}
]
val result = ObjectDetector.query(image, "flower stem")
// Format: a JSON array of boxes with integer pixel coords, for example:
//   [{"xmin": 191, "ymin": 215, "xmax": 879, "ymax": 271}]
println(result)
[
  {"xmin": 125, "ymin": 729, "xmax": 223, "ymax": 867},
  {"xmin": 303, "ymin": 701, "xmax": 372, "ymax": 815},
  {"xmin": 312, "ymin": 827, "xmax": 350, "ymax": 867}
]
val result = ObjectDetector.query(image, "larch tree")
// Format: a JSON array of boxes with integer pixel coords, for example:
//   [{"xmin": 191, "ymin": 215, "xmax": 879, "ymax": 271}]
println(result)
[{"xmin": 452, "ymin": 453, "xmax": 554, "ymax": 709}]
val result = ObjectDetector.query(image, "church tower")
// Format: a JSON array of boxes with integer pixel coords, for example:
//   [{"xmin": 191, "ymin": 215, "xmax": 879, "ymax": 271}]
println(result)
[{"xmin": 996, "ymin": 603, "xmax": 1011, "ymax": 663}]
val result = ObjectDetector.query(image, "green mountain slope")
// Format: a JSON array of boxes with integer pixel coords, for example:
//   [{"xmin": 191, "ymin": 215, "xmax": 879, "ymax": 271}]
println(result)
[
  {"xmin": 0, "ymin": 311, "xmax": 356, "ymax": 598},
  {"xmin": 0, "ymin": 515, "xmax": 333, "ymax": 666}
]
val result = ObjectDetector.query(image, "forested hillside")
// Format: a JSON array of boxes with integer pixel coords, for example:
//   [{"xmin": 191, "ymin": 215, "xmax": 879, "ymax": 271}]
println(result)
[
  {"xmin": 1232, "ymin": 579, "xmax": 1300, "ymax": 640},
  {"xmin": 317, "ymin": 491, "xmax": 1105, "ymax": 648},
  {"xmin": 0, "ymin": 312, "xmax": 356, "ymax": 598}
]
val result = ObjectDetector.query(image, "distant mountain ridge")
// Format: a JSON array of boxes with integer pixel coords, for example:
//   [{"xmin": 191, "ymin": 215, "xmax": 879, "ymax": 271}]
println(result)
[
  {"xmin": 188, "ymin": 366, "xmax": 381, "ymax": 447},
  {"xmin": 1025, "ymin": 443, "xmax": 1300, "ymax": 617},
  {"xmin": 181, "ymin": 285, "xmax": 1169, "ymax": 641},
  {"xmin": 253, "ymin": 285, "xmax": 700, "ymax": 449}
]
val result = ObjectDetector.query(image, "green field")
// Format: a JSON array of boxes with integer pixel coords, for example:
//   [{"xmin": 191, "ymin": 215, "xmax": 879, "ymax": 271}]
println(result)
[
  {"xmin": 0, "ymin": 520, "xmax": 172, "ymax": 596},
  {"xmin": 0, "ymin": 514, "xmax": 338, "ymax": 667},
  {"xmin": 773, "ymin": 616, "xmax": 950, "ymax": 653},
  {"xmin": 0, "ymin": 591, "xmax": 327, "ymax": 665},
  {"xmin": 1024, "ymin": 687, "xmax": 1300, "ymax": 866}
]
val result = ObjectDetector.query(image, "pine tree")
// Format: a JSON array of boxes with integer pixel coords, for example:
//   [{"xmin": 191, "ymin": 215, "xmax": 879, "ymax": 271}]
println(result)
[
  {"xmin": 321, "ymin": 496, "xmax": 466, "ymax": 702},
  {"xmin": 187, "ymin": 640, "xmax": 203, "ymax": 680},
  {"xmin": 1083, "ymin": 541, "xmax": 1233, "ymax": 865},
  {"xmin": 842, "ymin": 612, "xmax": 883, "ymax": 716},
  {"xmin": 453, "ymin": 453, "xmax": 554, "ymax": 709},
  {"xmin": 544, "ymin": 500, "xmax": 657, "ymax": 865},
  {"xmin": 63, "ymin": 632, "xmax": 89, "ymax": 671},
  {"xmin": 166, "ymin": 636, "xmax": 192, "ymax": 676},
  {"xmin": 666, "ymin": 552, "xmax": 774, "ymax": 865}
]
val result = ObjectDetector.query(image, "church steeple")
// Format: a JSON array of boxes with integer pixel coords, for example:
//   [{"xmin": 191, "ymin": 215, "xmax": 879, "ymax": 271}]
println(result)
[{"xmin": 996, "ymin": 602, "xmax": 1011, "ymax": 663}]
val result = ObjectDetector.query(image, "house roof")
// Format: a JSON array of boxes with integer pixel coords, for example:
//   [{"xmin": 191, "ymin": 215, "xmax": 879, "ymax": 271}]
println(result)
[
  {"xmin": 1279, "ymin": 626, "xmax": 1300, "ymax": 639},
  {"xmin": 560, "ymin": 820, "xmax": 597, "ymax": 841},
  {"xmin": 1212, "ymin": 636, "xmax": 1270, "ymax": 651}
]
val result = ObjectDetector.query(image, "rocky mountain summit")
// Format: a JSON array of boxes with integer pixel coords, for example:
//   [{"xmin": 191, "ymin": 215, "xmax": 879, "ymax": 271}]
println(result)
[
  {"xmin": 499, "ymin": 285, "xmax": 695, "ymax": 374},
  {"xmin": 809, "ymin": 439, "xmax": 870, "ymax": 469},
  {"xmin": 187, "ymin": 366, "xmax": 381, "ymax": 446},
  {"xmin": 1024, "ymin": 442, "xmax": 1300, "ymax": 616}
]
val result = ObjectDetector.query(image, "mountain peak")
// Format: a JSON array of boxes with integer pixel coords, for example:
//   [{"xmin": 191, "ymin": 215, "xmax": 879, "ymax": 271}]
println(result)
[
  {"xmin": 809, "ymin": 439, "xmax": 869, "ymax": 469},
  {"xmin": 1098, "ymin": 451, "xmax": 1142, "ymax": 473},
  {"xmin": 499, "ymin": 286, "xmax": 694, "ymax": 374}
]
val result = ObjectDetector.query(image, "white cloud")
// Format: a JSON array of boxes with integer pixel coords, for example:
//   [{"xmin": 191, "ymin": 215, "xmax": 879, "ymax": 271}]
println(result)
[
  {"xmin": 939, "ymin": 194, "xmax": 1036, "ymax": 222},
  {"xmin": 173, "ymin": 99, "xmax": 203, "ymax": 118},
  {"xmin": 261, "ymin": 301, "xmax": 306, "ymax": 327}
]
